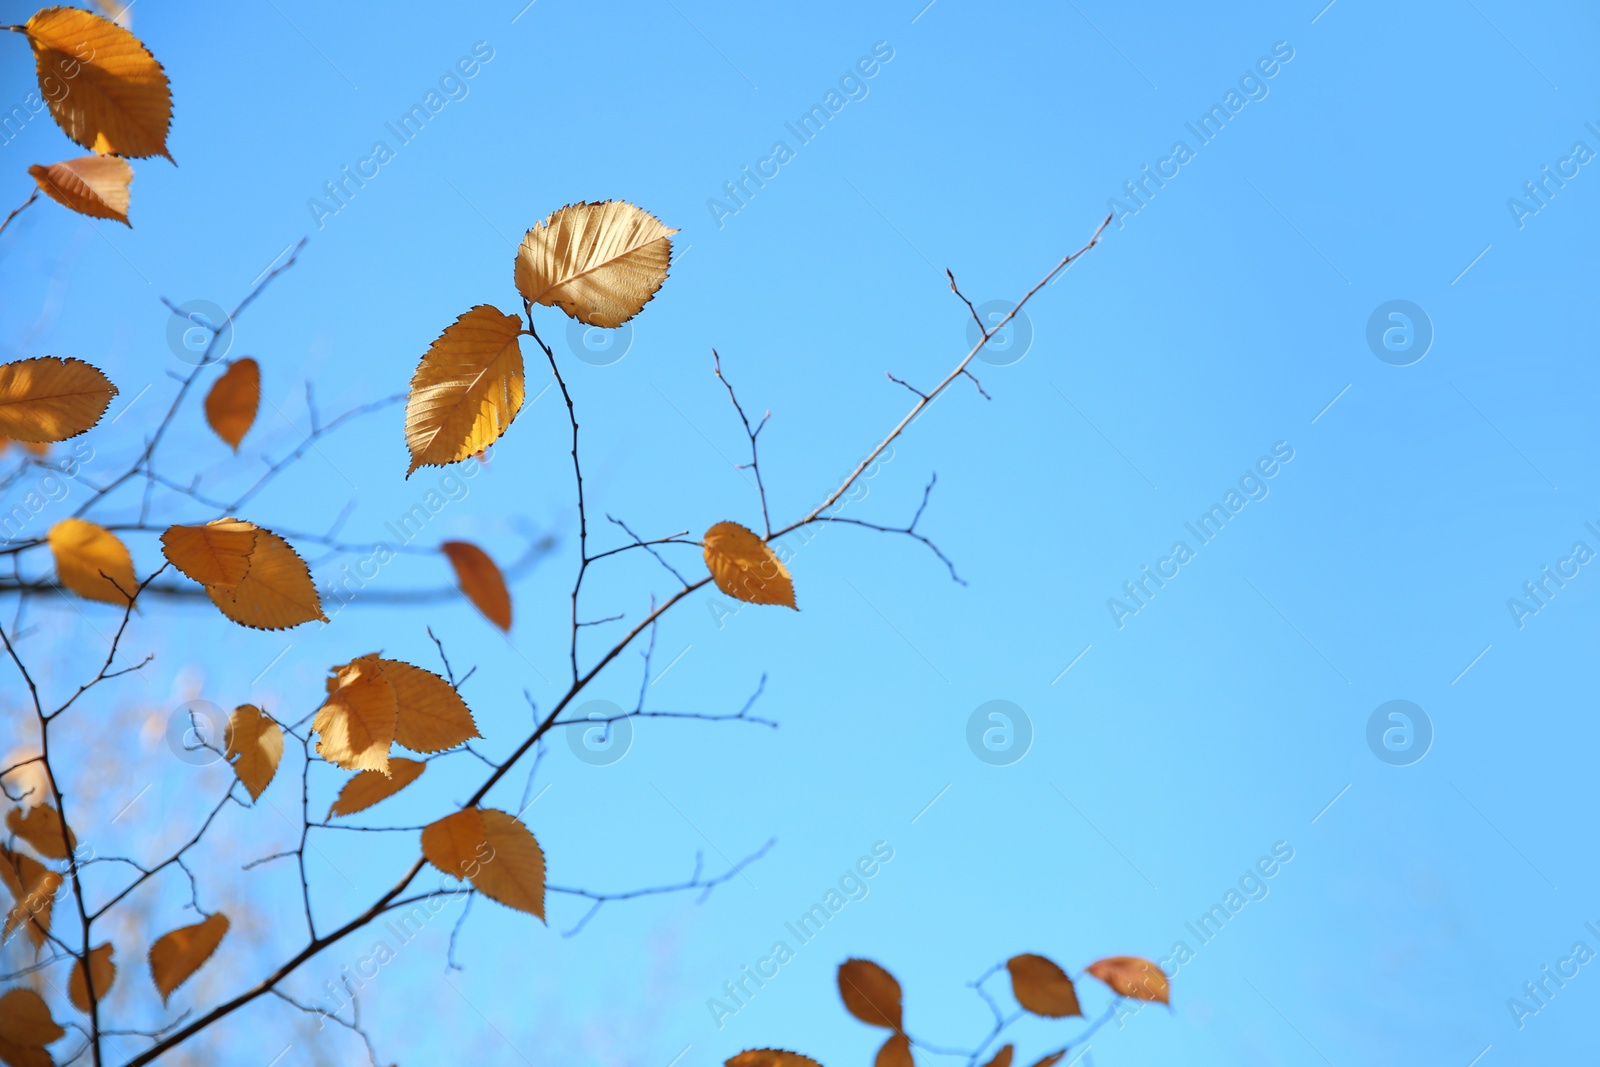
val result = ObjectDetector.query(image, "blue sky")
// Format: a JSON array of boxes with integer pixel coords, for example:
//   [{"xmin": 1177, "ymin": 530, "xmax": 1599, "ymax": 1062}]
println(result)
[{"xmin": 1, "ymin": 1, "xmax": 1598, "ymax": 1065}]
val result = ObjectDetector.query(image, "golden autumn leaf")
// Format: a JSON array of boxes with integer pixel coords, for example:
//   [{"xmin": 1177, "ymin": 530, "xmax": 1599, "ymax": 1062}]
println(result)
[
  {"xmin": 704, "ymin": 521, "xmax": 796, "ymax": 608},
  {"xmin": 838, "ymin": 958, "xmax": 902, "ymax": 1029},
  {"xmin": 224, "ymin": 705, "xmax": 282, "ymax": 801},
  {"xmin": 440, "ymin": 540, "xmax": 511, "ymax": 631},
  {"xmin": 514, "ymin": 201, "xmax": 677, "ymax": 328},
  {"xmin": 1085, "ymin": 957, "xmax": 1169, "ymax": 1005},
  {"xmin": 203, "ymin": 523, "xmax": 326, "ymax": 630},
  {"xmin": 48, "ymin": 518, "xmax": 136, "ymax": 603},
  {"xmin": 0, "ymin": 357, "xmax": 117, "ymax": 443},
  {"xmin": 160, "ymin": 518, "xmax": 256, "ymax": 589},
  {"xmin": 980, "ymin": 1046, "xmax": 1013, "ymax": 1067},
  {"xmin": 312, "ymin": 655, "xmax": 396, "ymax": 774},
  {"xmin": 203, "ymin": 358, "xmax": 259, "ymax": 451},
  {"xmin": 726, "ymin": 1053, "xmax": 825, "ymax": 1067},
  {"xmin": 68, "ymin": 943, "xmax": 115, "ymax": 1013},
  {"xmin": 404, "ymin": 306, "xmax": 524, "ymax": 476},
  {"xmin": 1026, "ymin": 1052, "xmax": 1067, "ymax": 1067},
  {"xmin": 0, "ymin": 988, "xmax": 64, "ymax": 1050},
  {"xmin": 24, "ymin": 6, "xmax": 173, "ymax": 159},
  {"xmin": 1005, "ymin": 954, "xmax": 1082, "ymax": 1018},
  {"xmin": 0, "ymin": 847, "xmax": 60, "ymax": 950},
  {"xmin": 327, "ymin": 758, "xmax": 425, "ymax": 818},
  {"xmin": 421, "ymin": 807, "xmax": 545, "ymax": 919},
  {"xmin": 375, "ymin": 658, "xmax": 480, "ymax": 754},
  {"xmin": 28, "ymin": 155, "xmax": 132, "ymax": 225},
  {"xmin": 148, "ymin": 912, "xmax": 228, "ymax": 1005},
  {"xmin": 6, "ymin": 804, "xmax": 75, "ymax": 861},
  {"xmin": 876, "ymin": 1035, "xmax": 913, "ymax": 1067}
]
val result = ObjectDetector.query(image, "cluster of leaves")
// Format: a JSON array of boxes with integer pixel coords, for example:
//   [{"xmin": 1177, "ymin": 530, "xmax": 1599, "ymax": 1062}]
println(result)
[
  {"xmin": 733, "ymin": 954, "xmax": 1170, "ymax": 1067},
  {"xmin": 4, "ymin": 5, "xmax": 174, "ymax": 226}
]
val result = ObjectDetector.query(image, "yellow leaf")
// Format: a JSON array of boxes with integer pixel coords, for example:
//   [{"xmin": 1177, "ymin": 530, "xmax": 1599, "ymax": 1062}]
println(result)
[
  {"xmin": 0, "ymin": 847, "xmax": 60, "ymax": 950},
  {"xmin": 703, "ymin": 521, "xmax": 796, "ymax": 609},
  {"xmin": 0, "ymin": 988, "xmax": 64, "ymax": 1048},
  {"xmin": 148, "ymin": 912, "xmax": 228, "ymax": 1005},
  {"xmin": 980, "ymin": 1046, "xmax": 1013, "ymax": 1067},
  {"xmin": 514, "ymin": 201, "xmax": 676, "ymax": 328},
  {"xmin": 404, "ymin": 306, "xmax": 524, "ymax": 476},
  {"xmin": 48, "ymin": 518, "xmax": 136, "ymax": 604},
  {"xmin": 313, "ymin": 655, "xmax": 397, "ymax": 774},
  {"xmin": 224, "ymin": 705, "xmax": 282, "ymax": 802},
  {"xmin": 0, "ymin": 356, "xmax": 117, "ymax": 443},
  {"xmin": 876, "ymin": 1035, "xmax": 912, "ymax": 1067},
  {"xmin": 726, "ymin": 1052, "xmax": 825, "ymax": 1067},
  {"xmin": 160, "ymin": 518, "xmax": 257, "ymax": 589},
  {"xmin": 1085, "ymin": 957, "xmax": 1169, "ymax": 1005},
  {"xmin": 203, "ymin": 523, "xmax": 326, "ymax": 630},
  {"xmin": 68, "ymin": 943, "xmax": 115, "ymax": 1013},
  {"xmin": 24, "ymin": 6, "xmax": 172, "ymax": 159},
  {"xmin": 375, "ymin": 658, "xmax": 480, "ymax": 754},
  {"xmin": 203, "ymin": 358, "xmax": 259, "ymax": 451},
  {"xmin": 327, "ymin": 758, "xmax": 425, "ymax": 818},
  {"xmin": 1005, "ymin": 954, "xmax": 1082, "ymax": 1018},
  {"xmin": 421, "ymin": 807, "xmax": 545, "ymax": 919},
  {"xmin": 5, "ymin": 804, "xmax": 76, "ymax": 861},
  {"xmin": 440, "ymin": 540, "xmax": 511, "ymax": 631},
  {"xmin": 28, "ymin": 155, "xmax": 132, "ymax": 225},
  {"xmin": 838, "ymin": 958, "xmax": 902, "ymax": 1029}
]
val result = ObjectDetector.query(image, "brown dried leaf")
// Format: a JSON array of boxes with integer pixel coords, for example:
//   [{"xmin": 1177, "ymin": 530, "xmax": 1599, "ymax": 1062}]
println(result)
[
  {"xmin": 160, "ymin": 518, "xmax": 257, "ymax": 589},
  {"xmin": 0, "ymin": 357, "xmax": 117, "ymax": 443},
  {"xmin": 404, "ymin": 305, "xmax": 524, "ymax": 476},
  {"xmin": 68, "ymin": 942, "xmax": 115, "ymax": 1013},
  {"xmin": 29, "ymin": 155, "xmax": 132, "ymax": 225},
  {"xmin": 726, "ymin": 1053, "xmax": 824, "ymax": 1067},
  {"xmin": 838, "ymin": 958, "xmax": 902, "ymax": 1029},
  {"xmin": 224, "ymin": 705, "xmax": 282, "ymax": 801},
  {"xmin": 514, "ymin": 201, "xmax": 676, "ymax": 328},
  {"xmin": 48, "ymin": 518, "xmax": 136, "ymax": 604},
  {"xmin": 1005, "ymin": 954, "xmax": 1082, "ymax": 1018},
  {"xmin": 979, "ymin": 1046, "xmax": 1013, "ymax": 1067},
  {"xmin": 25, "ymin": 6, "xmax": 172, "ymax": 159},
  {"xmin": 328, "ymin": 758, "xmax": 425, "ymax": 818},
  {"xmin": 1026, "ymin": 1052, "xmax": 1067, "ymax": 1067},
  {"xmin": 312, "ymin": 655, "xmax": 396, "ymax": 774},
  {"xmin": 0, "ymin": 987, "xmax": 64, "ymax": 1048},
  {"xmin": 876, "ymin": 1035, "xmax": 913, "ymax": 1067},
  {"xmin": 1085, "ymin": 957, "xmax": 1169, "ymax": 1005},
  {"xmin": 204, "ymin": 523, "xmax": 326, "ymax": 630},
  {"xmin": 375, "ymin": 658, "xmax": 479, "ymax": 754},
  {"xmin": 148, "ymin": 913, "xmax": 228, "ymax": 1004},
  {"xmin": 440, "ymin": 540, "xmax": 511, "ymax": 631},
  {"xmin": 703, "ymin": 521, "xmax": 795, "ymax": 609},
  {"xmin": 6, "ymin": 804, "xmax": 76, "ymax": 861},
  {"xmin": 421, "ymin": 807, "xmax": 545, "ymax": 919},
  {"xmin": 0, "ymin": 848, "xmax": 60, "ymax": 950},
  {"xmin": 203, "ymin": 358, "xmax": 259, "ymax": 451}
]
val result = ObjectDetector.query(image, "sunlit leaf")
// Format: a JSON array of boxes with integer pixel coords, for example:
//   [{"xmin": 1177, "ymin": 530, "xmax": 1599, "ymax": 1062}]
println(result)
[
  {"xmin": 421, "ymin": 807, "xmax": 545, "ymax": 919},
  {"xmin": 327, "ymin": 758, "xmax": 425, "ymax": 818},
  {"xmin": 876, "ymin": 1035, "xmax": 912, "ymax": 1067},
  {"xmin": 514, "ymin": 201, "xmax": 676, "ymax": 328},
  {"xmin": 375, "ymin": 658, "xmax": 479, "ymax": 754},
  {"xmin": 202, "ymin": 522, "xmax": 326, "ymax": 630},
  {"xmin": 1085, "ymin": 957, "xmax": 1169, "ymax": 1005},
  {"xmin": 149, "ymin": 913, "xmax": 228, "ymax": 1005},
  {"xmin": 440, "ymin": 540, "xmax": 511, "ymax": 631},
  {"xmin": 25, "ymin": 6, "xmax": 172, "ymax": 159},
  {"xmin": 1005, "ymin": 954, "xmax": 1082, "ymax": 1018},
  {"xmin": 0, "ymin": 357, "xmax": 117, "ymax": 443},
  {"xmin": 48, "ymin": 518, "xmax": 136, "ymax": 604},
  {"xmin": 68, "ymin": 943, "xmax": 115, "ymax": 1013},
  {"xmin": 0, "ymin": 848, "xmax": 60, "ymax": 950},
  {"xmin": 726, "ymin": 1053, "xmax": 824, "ymax": 1067},
  {"xmin": 703, "ymin": 521, "xmax": 796, "ymax": 609},
  {"xmin": 6, "ymin": 804, "xmax": 75, "ymax": 861},
  {"xmin": 312, "ymin": 655, "xmax": 396, "ymax": 774},
  {"xmin": 203, "ymin": 358, "xmax": 259, "ymax": 451},
  {"xmin": 160, "ymin": 518, "xmax": 257, "ymax": 589},
  {"xmin": 838, "ymin": 958, "xmax": 902, "ymax": 1029},
  {"xmin": 28, "ymin": 155, "xmax": 132, "ymax": 225},
  {"xmin": 224, "ymin": 705, "xmax": 282, "ymax": 802},
  {"xmin": 404, "ymin": 305, "xmax": 524, "ymax": 475}
]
